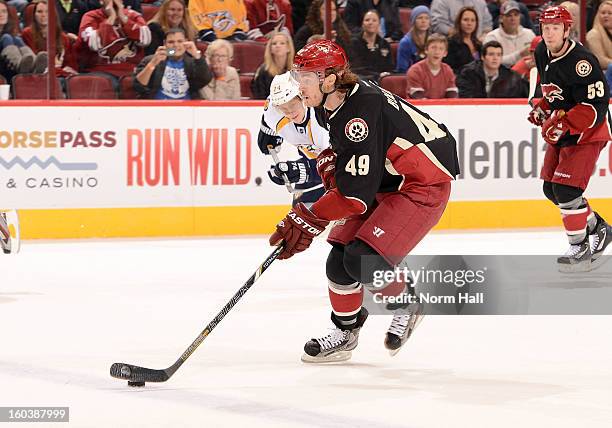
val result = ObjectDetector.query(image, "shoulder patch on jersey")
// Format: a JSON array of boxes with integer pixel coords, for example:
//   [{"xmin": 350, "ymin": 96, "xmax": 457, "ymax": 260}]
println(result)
[
  {"xmin": 344, "ymin": 118, "xmax": 369, "ymax": 142},
  {"xmin": 576, "ymin": 60, "xmax": 592, "ymax": 77},
  {"xmin": 264, "ymin": 99, "xmax": 269, "ymax": 111}
]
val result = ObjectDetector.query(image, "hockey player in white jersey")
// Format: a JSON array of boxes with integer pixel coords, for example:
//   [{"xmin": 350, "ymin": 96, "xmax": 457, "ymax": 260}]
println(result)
[{"xmin": 257, "ymin": 72, "xmax": 330, "ymax": 206}]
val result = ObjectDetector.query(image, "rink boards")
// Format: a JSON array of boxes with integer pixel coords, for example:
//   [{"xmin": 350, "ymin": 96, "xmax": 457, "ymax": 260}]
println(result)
[{"xmin": 1, "ymin": 100, "xmax": 611, "ymax": 239}]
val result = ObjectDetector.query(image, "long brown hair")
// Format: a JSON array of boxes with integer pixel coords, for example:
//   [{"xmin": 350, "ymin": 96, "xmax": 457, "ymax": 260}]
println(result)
[
  {"xmin": 30, "ymin": 0, "xmax": 63, "ymax": 53},
  {"xmin": 0, "ymin": 0, "xmax": 18, "ymax": 36},
  {"xmin": 450, "ymin": 6, "xmax": 481, "ymax": 50},
  {"xmin": 306, "ymin": 0, "xmax": 351, "ymax": 47},
  {"xmin": 263, "ymin": 31, "xmax": 295, "ymax": 76},
  {"xmin": 150, "ymin": 0, "xmax": 197, "ymax": 41}
]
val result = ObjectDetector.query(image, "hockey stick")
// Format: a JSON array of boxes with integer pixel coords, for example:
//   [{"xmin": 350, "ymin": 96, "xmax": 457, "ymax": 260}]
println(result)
[
  {"xmin": 110, "ymin": 245, "xmax": 284, "ymax": 385},
  {"xmin": 267, "ymin": 145, "xmax": 295, "ymax": 194},
  {"xmin": 0, "ymin": 210, "xmax": 20, "ymax": 254}
]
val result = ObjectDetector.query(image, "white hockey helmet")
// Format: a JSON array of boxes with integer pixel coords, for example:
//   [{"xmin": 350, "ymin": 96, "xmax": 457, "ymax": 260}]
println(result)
[{"xmin": 269, "ymin": 72, "xmax": 301, "ymax": 107}]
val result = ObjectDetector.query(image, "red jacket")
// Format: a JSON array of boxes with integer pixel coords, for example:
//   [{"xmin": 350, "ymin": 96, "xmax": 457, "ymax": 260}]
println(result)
[
  {"xmin": 77, "ymin": 8, "xmax": 151, "ymax": 77},
  {"xmin": 245, "ymin": 0, "xmax": 293, "ymax": 41}
]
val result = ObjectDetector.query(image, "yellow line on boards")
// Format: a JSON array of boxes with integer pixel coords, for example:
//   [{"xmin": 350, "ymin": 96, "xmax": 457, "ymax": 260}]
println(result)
[{"xmin": 14, "ymin": 199, "xmax": 612, "ymax": 239}]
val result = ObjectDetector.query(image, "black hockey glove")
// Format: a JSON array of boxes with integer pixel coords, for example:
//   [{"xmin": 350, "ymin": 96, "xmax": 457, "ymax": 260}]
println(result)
[
  {"xmin": 267, "ymin": 159, "xmax": 310, "ymax": 185},
  {"xmin": 257, "ymin": 125, "xmax": 283, "ymax": 154}
]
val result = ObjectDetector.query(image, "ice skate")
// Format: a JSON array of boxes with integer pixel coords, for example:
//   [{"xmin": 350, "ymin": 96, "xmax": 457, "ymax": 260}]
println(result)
[
  {"xmin": 301, "ymin": 308, "xmax": 368, "ymax": 363},
  {"xmin": 558, "ymin": 237, "xmax": 592, "ymax": 273},
  {"xmin": 384, "ymin": 302, "xmax": 424, "ymax": 356},
  {"xmin": 0, "ymin": 211, "xmax": 12, "ymax": 254},
  {"xmin": 0, "ymin": 210, "xmax": 20, "ymax": 254},
  {"xmin": 590, "ymin": 214, "xmax": 612, "ymax": 270}
]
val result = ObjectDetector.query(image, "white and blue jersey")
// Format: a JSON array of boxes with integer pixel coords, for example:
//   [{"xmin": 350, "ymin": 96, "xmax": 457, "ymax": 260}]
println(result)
[{"xmin": 258, "ymin": 99, "xmax": 330, "ymax": 203}]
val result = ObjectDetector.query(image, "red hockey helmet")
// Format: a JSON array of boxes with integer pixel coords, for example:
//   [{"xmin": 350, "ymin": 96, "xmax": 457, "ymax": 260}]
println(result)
[
  {"xmin": 539, "ymin": 6, "xmax": 573, "ymax": 30},
  {"xmin": 292, "ymin": 39, "xmax": 348, "ymax": 79}
]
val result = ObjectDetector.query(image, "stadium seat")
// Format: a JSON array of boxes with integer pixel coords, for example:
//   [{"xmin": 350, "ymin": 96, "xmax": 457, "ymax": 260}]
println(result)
[
  {"xmin": 11, "ymin": 74, "xmax": 62, "ymax": 99},
  {"xmin": 390, "ymin": 42, "xmax": 398, "ymax": 66},
  {"xmin": 23, "ymin": 2, "xmax": 35, "ymax": 27},
  {"xmin": 399, "ymin": 8, "xmax": 411, "ymax": 35},
  {"xmin": 231, "ymin": 42, "xmax": 265, "ymax": 73},
  {"xmin": 239, "ymin": 73, "xmax": 254, "ymax": 99},
  {"xmin": 522, "ymin": 0, "xmax": 546, "ymax": 8},
  {"xmin": 119, "ymin": 75, "xmax": 139, "ymax": 99},
  {"xmin": 66, "ymin": 74, "xmax": 118, "ymax": 99},
  {"xmin": 379, "ymin": 74, "xmax": 407, "ymax": 99},
  {"xmin": 0, "ymin": 75, "xmax": 6, "ymax": 85},
  {"xmin": 142, "ymin": 5, "xmax": 159, "ymax": 21}
]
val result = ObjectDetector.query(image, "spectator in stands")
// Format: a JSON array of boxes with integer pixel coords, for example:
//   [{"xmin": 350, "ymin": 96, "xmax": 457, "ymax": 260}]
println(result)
[
  {"xmin": 350, "ymin": 9, "xmax": 394, "ymax": 81},
  {"xmin": 483, "ymin": 1, "xmax": 535, "ymax": 68},
  {"xmin": 78, "ymin": 0, "xmax": 150, "ymax": 85},
  {"xmin": 245, "ymin": 0, "xmax": 293, "ymax": 42},
  {"xmin": 406, "ymin": 33, "xmax": 457, "ymax": 98},
  {"xmin": 588, "ymin": 0, "xmax": 603, "ymax": 31},
  {"xmin": 511, "ymin": 35, "xmax": 541, "ymax": 80},
  {"xmin": 293, "ymin": 0, "xmax": 352, "ymax": 53},
  {"xmin": 251, "ymin": 31, "xmax": 294, "ymax": 99},
  {"xmin": 444, "ymin": 6, "xmax": 481, "ymax": 74},
  {"xmin": 344, "ymin": 0, "xmax": 403, "ymax": 41},
  {"xmin": 488, "ymin": 0, "xmax": 533, "ymax": 31},
  {"xmin": 22, "ymin": 0, "xmax": 78, "ymax": 76},
  {"xmin": 430, "ymin": 0, "xmax": 492, "ymax": 37},
  {"xmin": 134, "ymin": 28, "xmax": 212, "ymax": 99},
  {"xmin": 396, "ymin": 5, "xmax": 430, "ymax": 73},
  {"xmin": 145, "ymin": 0, "xmax": 196, "ymax": 55},
  {"xmin": 89, "ymin": 0, "xmax": 142, "ymax": 14},
  {"xmin": 587, "ymin": 0, "xmax": 612, "ymax": 90},
  {"xmin": 200, "ymin": 39, "xmax": 240, "ymax": 99},
  {"xmin": 560, "ymin": 1, "xmax": 580, "ymax": 40},
  {"xmin": 189, "ymin": 0, "xmax": 249, "ymax": 41},
  {"xmin": 588, "ymin": 0, "xmax": 612, "ymax": 68},
  {"xmin": 456, "ymin": 40, "xmax": 527, "ymax": 97},
  {"xmin": 0, "ymin": 0, "xmax": 36, "ymax": 76},
  {"xmin": 57, "ymin": 0, "xmax": 90, "ymax": 38}
]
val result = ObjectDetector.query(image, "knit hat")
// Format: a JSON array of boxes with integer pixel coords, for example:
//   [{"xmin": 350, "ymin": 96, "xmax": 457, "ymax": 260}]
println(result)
[{"xmin": 410, "ymin": 6, "xmax": 431, "ymax": 27}]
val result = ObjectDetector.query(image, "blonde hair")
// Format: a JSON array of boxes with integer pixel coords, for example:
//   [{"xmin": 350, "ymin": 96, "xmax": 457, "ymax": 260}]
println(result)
[
  {"xmin": 590, "ymin": 1, "xmax": 612, "ymax": 60},
  {"xmin": 263, "ymin": 32, "xmax": 295, "ymax": 77},
  {"xmin": 206, "ymin": 39, "xmax": 234, "ymax": 60},
  {"xmin": 150, "ymin": 0, "xmax": 197, "ymax": 41}
]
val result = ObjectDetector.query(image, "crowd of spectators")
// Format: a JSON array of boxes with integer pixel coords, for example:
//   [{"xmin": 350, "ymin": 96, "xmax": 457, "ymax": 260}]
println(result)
[{"xmin": 1, "ymin": 0, "xmax": 611, "ymax": 101}]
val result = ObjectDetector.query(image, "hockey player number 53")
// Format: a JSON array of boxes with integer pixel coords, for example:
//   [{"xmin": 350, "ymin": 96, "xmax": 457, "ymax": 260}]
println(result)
[
  {"xmin": 345, "ymin": 155, "xmax": 370, "ymax": 176},
  {"xmin": 587, "ymin": 81, "xmax": 605, "ymax": 99}
]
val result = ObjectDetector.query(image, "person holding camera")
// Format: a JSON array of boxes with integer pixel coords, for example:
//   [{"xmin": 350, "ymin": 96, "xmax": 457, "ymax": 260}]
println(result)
[{"xmin": 133, "ymin": 28, "xmax": 212, "ymax": 99}]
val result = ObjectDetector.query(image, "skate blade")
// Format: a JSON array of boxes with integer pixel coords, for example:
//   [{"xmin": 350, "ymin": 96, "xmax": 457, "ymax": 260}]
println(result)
[
  {"xmin": 387, "ymin": 315, "xmax": 425, "ymax": 357},
  {"xmin": 300, "ymin": 351, "xmax": 352, "ymax": 363},
  {"xmin": 558, "ymin": 261, "xmax": 592, "ymax": 273}
]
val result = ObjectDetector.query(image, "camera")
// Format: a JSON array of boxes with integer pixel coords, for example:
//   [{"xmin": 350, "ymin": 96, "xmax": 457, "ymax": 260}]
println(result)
[{"xmin": 167, "ymin": 48, "xmax": 176, "ymax": 56}]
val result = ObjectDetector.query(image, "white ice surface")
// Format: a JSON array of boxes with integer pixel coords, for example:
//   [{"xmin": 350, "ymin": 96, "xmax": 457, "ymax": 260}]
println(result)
[{"xmin": 1, "ymin": 231, "xmax": 611, "ymax": 428}]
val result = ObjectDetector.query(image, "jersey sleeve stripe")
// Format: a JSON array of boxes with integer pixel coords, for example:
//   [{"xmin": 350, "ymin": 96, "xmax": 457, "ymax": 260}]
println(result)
[
  {"xmin": 416, "ymin": 143, "xmax": 456, "ymax": 180},
  {"xmin": 276, "ymin": 117, "xmax": 291, "ymax": 133}
]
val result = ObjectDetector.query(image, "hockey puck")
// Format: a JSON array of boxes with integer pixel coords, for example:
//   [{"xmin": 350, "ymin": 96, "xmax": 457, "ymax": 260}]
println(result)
[
  {"xmin": 255, "ymin": 177, "xmax": 262, "ymax": 186},
  {"xmin": 127, "ymin": 381, "xmax": 145, "ymax": 387}
]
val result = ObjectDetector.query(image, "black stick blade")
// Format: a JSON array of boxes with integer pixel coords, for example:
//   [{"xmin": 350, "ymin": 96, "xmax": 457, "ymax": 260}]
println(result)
[{"xmin": 110, "ymin": 363, "xmax": 170, "ymax": 383}]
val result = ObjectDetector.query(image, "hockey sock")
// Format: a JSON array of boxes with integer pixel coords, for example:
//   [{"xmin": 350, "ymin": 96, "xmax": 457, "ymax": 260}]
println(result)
[
  {"xmin": 328, "ymin": 281, "xmax": 363, "ymax": 329},
  {"xmin": 588, "ymin": 211, "xmax": 601, "ymax": 234},
  {"xmin": 559, "ymin": 197, "xmax": 590, "ymax": 244}
]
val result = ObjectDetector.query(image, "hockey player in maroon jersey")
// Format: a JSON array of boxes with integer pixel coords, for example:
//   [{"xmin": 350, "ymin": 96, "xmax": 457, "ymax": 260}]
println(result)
[
  {"xmin": 529, "ymin": 6, "xmax": 612, "ymax": 272},
  {"xmin": 268, "ymin": 39, "xmax": 460, "ymax": 362}
]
